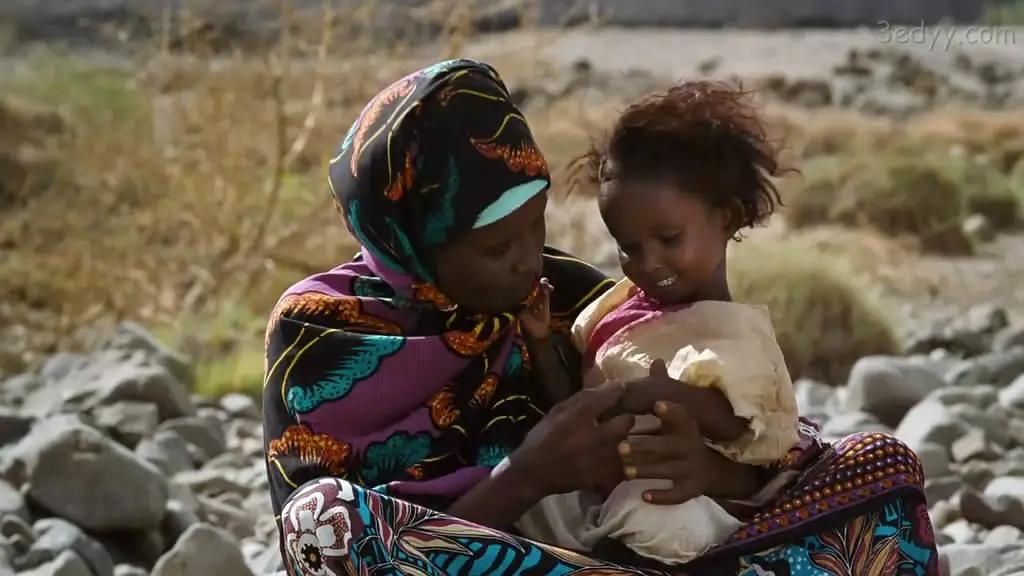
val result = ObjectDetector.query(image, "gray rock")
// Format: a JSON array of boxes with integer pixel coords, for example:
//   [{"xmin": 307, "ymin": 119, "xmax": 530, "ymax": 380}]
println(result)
[
  {"xmin": 0, "ymin": 480, "xmax": 27, "ymax": 523},
  {"xmin": 196, "ymin": 496, "xmax": 254, "ymax": 541},
  {"xmin": 18, "ymin": 550, "xmax": 91, "ymax": 576},
  {"xmin": 98, "ymin": 530, "xmax": 164, "ymax": 569},
  {"xmin": 821, "ymin": 411, "xmax": 892, "ymax": 439},
  {"xmin": 162, "ymin": 499, "xmax": 201, "ymax": 550},
  {"xmin": 32, "ymin": 518, "xmax": 114, "ymax": 576},
  {"xmin": 219, "ymin": 395, "xmax": 258, "ymax": 421},
  {"xmin": 964, "ymin": 213, "xmax": 996, "ymax": 243},
  {"xmin": 151, "ymin": 524, "xmax": 253, "ymax": 576},
  {"xmin": 952, "ymin": 429, "xmax": 1004, "ymax": 463},
  {"xmin": 247, "ymin": 543, "xmax": 283, "ymax": 575},
  {"xmin": 0, "ymin": 407, "xmax": 33, "ymax": 448},
  {"xmin": 845, "ymin": 356, "xmax": 946, "ymax": 426},
  {"xmin": 174, "ymin": 470, "xmax": 249, "ymax": 499},
  {"xmin": 948, "ymin": 349, "xmax": 1024, "ymax": 388},
  {"xmin": 985, "ymin": 525, "xmax": 1022, "ymax": 547},
  {"xmin": 942, "ymin": 543, "xmax": 1005, "ymax": 575},
  {"xmin": 943, "ymin": 519, "xmax": 982, "ymax": 544},
  {"xmin": 948, "ymin": 404, "xmax": 1011, "ymax": 448},
  {"xmin": 39, "ymin": 354, "xmax": 87, "ymax": 383},
  {"xmin": 1009, "ymin": 420, "xmax": 1024, "ymax": 449},
  {"xmin": 1, "ymin": 515, "xmax": 34, "ymax": 559},
  {"xmin": 1001, "ymin": 375, "xmax": 1024, "ymax": 410},
  {"xmin": 23, "ymin": 351, "xmax": 195, "ymax": 422},
  {"xmin": 101, "ymin": 323, "xmax": 193, "ymax": 389},
  {"xmin": 135, "ymin": 430, "xmax": 194, "ymax": 476},
  {"xmin": 927, "ymin": 476, "xmax": 965, "ymax": 505},
  {"xmin": 964, "ymin": 304, "xmax": 1010, "ymax": 337},
  {"xmin": 91, "ymin": 402, "xmax": 159, "ymax": 448},
  {"xmin": 896, "ymin": 400, "xmax": 969, "ymax": 451},
  {"xmin": 995, "ymin": 326, "xmax": 1024, "ymax": 353},
  {"xmin": 959, "ymin": 461, "xmax": 996, "ymax": 491},
  {"xmin": 932, "ymin": 386, "xmax": 999, "ymax": 409},
  {"xmin": 986, "ymin": 477, "xmax": 1024, "ymax": 501},
  {"xmin": 917, "ymin": 442, "xmax": 953, "ymax": 479},
  {"xmin": 960, "ymin": 487, "xmax": 1024, "ymax": 530},
  {"xmin": 931, "ymin": 499, "xmax": 962, "ymax": 530},
  {"xmin": 2, "ymin": 419, "xmax": 168, "ymax": 531},
  {"xmin": 156, "ymin": 418, "xmax": 225, "ymax": 464},
  {"xmin": 112, "ymin": 566, "xmax": 147, "ymax": 576}
]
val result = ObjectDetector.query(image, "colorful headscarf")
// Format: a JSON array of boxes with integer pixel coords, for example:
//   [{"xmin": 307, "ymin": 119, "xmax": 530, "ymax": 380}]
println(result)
[{"xmin": 263, "ymin": 60, "xmax": 614, "ymax": 521}]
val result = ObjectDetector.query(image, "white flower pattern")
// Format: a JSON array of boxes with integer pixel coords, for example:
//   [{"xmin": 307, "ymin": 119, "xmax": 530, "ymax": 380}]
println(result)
[{"xmin": 283, "ymin": 479, "xmax": 353, "ymax": 576}]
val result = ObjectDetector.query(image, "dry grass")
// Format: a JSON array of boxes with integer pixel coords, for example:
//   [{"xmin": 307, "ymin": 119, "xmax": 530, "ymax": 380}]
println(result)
[{"xmin": 728, "ymin": 238, "xmax": 900, "ymax": 385}]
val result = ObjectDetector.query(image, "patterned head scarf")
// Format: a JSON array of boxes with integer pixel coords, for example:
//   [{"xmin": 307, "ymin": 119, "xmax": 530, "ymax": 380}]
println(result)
[
  {"xmin": 264, "ymin": 60, "xmax": 613, "ymax": 522},
  {"xmin": 329, "ymin": 59, "xmax": 550, "ymax": 298}
]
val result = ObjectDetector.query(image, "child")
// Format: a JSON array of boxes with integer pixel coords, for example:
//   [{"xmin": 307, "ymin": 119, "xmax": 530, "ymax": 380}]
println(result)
[{"xmin": 512, "ymin": 81, "xmax": 800, "ymax": 565}]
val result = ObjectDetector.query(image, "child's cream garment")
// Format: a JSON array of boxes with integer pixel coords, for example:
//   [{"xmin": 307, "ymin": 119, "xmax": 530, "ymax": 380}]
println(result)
[{"xmin": 512, "ymin": 278, "xmax": 800, "ymax": 565}]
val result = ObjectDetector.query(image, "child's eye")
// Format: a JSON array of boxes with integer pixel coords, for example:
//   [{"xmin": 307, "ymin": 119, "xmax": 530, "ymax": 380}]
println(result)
[{"xmin": 659, "ymin": 233, "xmax": 682, "ymax": 247}]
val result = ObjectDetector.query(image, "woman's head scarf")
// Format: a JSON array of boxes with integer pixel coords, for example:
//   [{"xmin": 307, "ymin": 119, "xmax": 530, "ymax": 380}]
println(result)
[{"xmin": 263, "ymin": 60, "xmax": 614, "ymax": 516}]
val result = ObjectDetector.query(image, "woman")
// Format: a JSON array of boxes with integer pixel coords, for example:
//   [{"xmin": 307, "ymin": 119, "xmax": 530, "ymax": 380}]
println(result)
[{"xmin": 263, "ymin": 59, "xmax": 938, "ymax": 575}]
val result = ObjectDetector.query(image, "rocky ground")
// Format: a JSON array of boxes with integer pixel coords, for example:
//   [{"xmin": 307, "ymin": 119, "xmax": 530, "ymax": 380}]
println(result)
[
  {"xmin": 0, "ymin": 312, "xmax": 1023, "ymax": 575},
  {"xmin": 0, "ymin": 324, "xmax": 283, "ymax": 576}
]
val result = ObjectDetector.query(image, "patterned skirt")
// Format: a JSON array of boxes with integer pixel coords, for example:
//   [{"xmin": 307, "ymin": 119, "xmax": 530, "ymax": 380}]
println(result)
[{"xmin": 276, "ymin": 432, "xmax": 940, "ymax": 575}]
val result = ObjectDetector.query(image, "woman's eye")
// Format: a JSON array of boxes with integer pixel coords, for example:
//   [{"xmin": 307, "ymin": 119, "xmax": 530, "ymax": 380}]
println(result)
[{"xmin": 483, "ymin": 240, "xmax": 512, "ymax": 258}]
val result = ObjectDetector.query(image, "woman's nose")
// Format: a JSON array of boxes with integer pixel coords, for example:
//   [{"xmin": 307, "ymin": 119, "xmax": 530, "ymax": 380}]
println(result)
[{"xmin": 512, "ymin": 241, "xmax": 542, "ymax": 278}]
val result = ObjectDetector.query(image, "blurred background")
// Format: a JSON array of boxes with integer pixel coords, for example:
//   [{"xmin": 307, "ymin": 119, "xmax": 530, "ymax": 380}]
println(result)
[
  {"xmin": 0, "ymin": 2, "xmax": 1023, "ymax": 572},
  {"xmin": 2, "ymin": 0, "xmax": 1022, "ymax": 396}
]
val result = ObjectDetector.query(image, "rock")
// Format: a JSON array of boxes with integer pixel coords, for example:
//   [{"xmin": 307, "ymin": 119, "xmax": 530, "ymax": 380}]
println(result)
[
  {"xmin": 0, "ymin": 407, "xmax": 33, "ymax": 448},
  {"xmin": 39, "ymin": 354, "xmax": 87, "ymax": 383},
  {"xmin": 247, "ymin": 543, "xmax": 283, "ymax": 575},
  {"xmin": 23, "ymin": 351, "xmax": 195, "ymax": 422},
  {"xmin": 985, "ymin": 525, "xmax": 1022, "ymax": 547},
  {"xmin": 964, "ymin": 304, "xmax": 1010, "ymax": 337},
  {"xmin": 952, "ymin": 429, "xmax": 1003, "ymax": 463},
  {"xmin": 162, "ymin": 499, "xmax": 201, "ymax": 550},
  {"xmin": 196, "ymin": 496, "xmax": 254, "ymax": 541},
  {"xmin": 2, "ymin": 419, "xmax": 168, "ymax": 531},
  {"xmin": 926, "ymin": 475, "xmax": 965, "ymax": 504},
  {"xmin": 174, "ymin": 470, "xmax": 249, "ymax": 499},
  {"xmin": 156, "ymin": 418, "xmax": 225, "ymax": 464},
  {"xmin": 1009, "ymin": 420, "xmax": 1024, "ymax": 448},
  {"xmin": 959, "ymin": 461, "xmax": 995, "ymax": 491},
  {"xmin": 101, "ymin": 323, "xmax": 193, "ymax": 388},
  {"xmin": 963, "ymin": 213, "xmax": 996, "ymax": 243},
  {"xmin": 31, "ymin": 518, "xmax": 114, "ymax": 576},
  {"xmin": 1, "ymin": 514, "xmax": 34, "ymax": 555},
  {"xmin": 948, "ymin": 404, "xmax": 1011, "ymax": 448},
  {"xmin": 18, "ymin": 550, "xmax": 92, "ymax": 576},
  {"xmin": 995, "ymin": 326, "xmax": 1024, "ymax": 353},
  {"xmin": 942, "ymin": 544, "xmax": 1006, "ymax": 576},
  {"xmin": 151, "ymin": 524, "xmax": 253, "ymax": 576},
  {"xmin": 821, "ymin": 411, "xmax": 892, "ymax": 439},
  {"xmin": 948, "ymin": 349, "xmax": 1024, "ymax": 388},
  {"xmin": 845, "ymin": 356, "xmax": 946, "ymax": 426},
  {"xmin": 986, "ymin": 477, "xmax": 1024, "ymax": 501},
  {"xmin": 113, "ymin": 566, "xmax": 147, "ymax": 576},
  {"xmin": 135, "ymin": 430, "xmax": 194, "ymax": 476},
  {"xmin": 784, "ymin": 78, "xmax": 833, "ymax": 108},
  {"xmin": 92, "ymin": 402, "xmax": 159, "ymax": 448},
  {"xmin": 0, "ymin": 480, "xmax": 28, "ymax": 523},
  {"xmin": 1001, "ymin": 375, "xmax": 1024, "ymax": 410},
  {"xmin": 99, "ymin": 530, "xmax": 164, "ymax": 569},
  {"xmin": 943, "ymin": 519, "xmax": 982, "ymax": 544},
  {"xmin": 917, "ymin": 442, "xmax": 953, "ymax": 479},
  {"xmin": 931, "ymin": 499, "xmax": 962, "ymax": 529},
  {"xmin": 961, "ymin": 487, "xmax": 1024, "ymax": 530},
  {"xmin": 932, "ymin": 386, "xmax": 999, "ymax": 409},
  {"xmin": 219, "ymin": 395, "xmax": 257, "ymax": 421},
  {"xmin": 896, "ymin": 400, "xmax": 969, "ymax": 451}
]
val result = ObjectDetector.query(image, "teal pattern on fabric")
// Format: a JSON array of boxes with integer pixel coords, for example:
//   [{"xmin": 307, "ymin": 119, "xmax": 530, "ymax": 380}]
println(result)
[
  {"xmin": 361, "ymin": 432, "xmax": 433, "ymax": 485},
  {"xmin": 286, "ymin": 335, "xmax": 403, "ymax": 414},
  {"xmin": 384, "ymin": 217, "xmax": 433, "ymax": 281},
  {"xmin": 420, "ymin": 59, "xmax": 472, "ymax": 80},
  {"xmin": 504, "ymin": 345, "xmax": 522, "ymax": 378},
  {"xmin": 423, "ymin": 154, "xmax": 460, "ymax": 245},
  {"xmin": 347, "ymin": 199, "xmax": 406, "ymax": 274},
  {"xmin": 473, "ymin": 179, "xmax": 548, "ymax": 229},
  {"xmin": 475, "ymin": 444, "xmax": 507, "ymax": 468}
]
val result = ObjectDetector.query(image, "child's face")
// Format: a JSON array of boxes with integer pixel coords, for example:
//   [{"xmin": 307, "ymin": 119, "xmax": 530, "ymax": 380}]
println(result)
[{"xmin": 599, "ymin": 179, "xmax": 733, "ymax": 305}]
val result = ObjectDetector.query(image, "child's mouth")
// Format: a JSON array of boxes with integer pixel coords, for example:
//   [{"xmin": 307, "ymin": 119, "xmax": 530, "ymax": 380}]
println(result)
[{"xmin": 655, "ymin": 276, "xmax": 678, "ymax": 288}]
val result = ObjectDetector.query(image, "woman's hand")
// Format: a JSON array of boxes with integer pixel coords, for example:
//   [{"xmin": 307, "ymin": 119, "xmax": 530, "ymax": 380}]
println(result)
[
  {"xmin": 505, "ymin": 381, "xmax": 636, "ymax": 500},
  {"xmin": 613, "ymin": 360, "xmax": 762, "ymax": 503}
]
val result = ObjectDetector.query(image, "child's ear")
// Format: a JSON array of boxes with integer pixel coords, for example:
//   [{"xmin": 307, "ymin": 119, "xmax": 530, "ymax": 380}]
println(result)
[{"xmin": 722, "ymin": 200, "xmax": 745, "ymax": 236}]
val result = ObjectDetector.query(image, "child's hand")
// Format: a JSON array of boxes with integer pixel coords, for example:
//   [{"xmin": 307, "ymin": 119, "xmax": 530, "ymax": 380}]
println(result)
[{"xmin": 518, "ymin": 278, "xmax": 553, "ymax": 340}]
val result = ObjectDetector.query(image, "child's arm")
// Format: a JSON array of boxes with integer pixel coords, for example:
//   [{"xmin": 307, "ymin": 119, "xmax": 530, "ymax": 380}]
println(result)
[{"xmin": 518, "ymin": 279, "xmax": 575, "ymax": 407}]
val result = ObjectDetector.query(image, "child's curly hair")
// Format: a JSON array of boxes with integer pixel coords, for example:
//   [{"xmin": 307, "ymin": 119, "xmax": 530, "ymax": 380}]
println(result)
[{"xmin": 572, "ymin": 81, "xmax": 787, "ymax": 232}]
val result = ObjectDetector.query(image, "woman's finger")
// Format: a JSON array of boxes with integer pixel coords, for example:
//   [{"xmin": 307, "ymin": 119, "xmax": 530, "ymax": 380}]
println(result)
[
  {"xmin": 622, "ymin": 461, "xmax": 690, "ymax": 482},
  {"xmin": 653, "ymin": 400, "xmax": 700, "ymax": 440},
  {"xmin": 595, "ymin": 413, "xmax": 635, "ymax": 445},
  {"xmin": 617, "ymin": 434, "xmax": 688, "ymax": 464}
]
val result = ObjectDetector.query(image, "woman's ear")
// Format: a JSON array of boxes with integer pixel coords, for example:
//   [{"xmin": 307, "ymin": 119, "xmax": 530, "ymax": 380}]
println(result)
[{"xmin": 722, "ymin": 199, "xmax": 746, "ymax": 237}]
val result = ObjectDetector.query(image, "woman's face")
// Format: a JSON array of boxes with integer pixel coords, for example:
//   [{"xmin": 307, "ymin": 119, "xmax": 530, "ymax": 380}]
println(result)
[{"xmin": 433, "ymin": 192, "xmax": 547, "ymax": 314}]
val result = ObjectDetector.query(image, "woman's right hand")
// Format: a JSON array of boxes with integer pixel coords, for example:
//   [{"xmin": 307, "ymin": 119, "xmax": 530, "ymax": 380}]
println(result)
[{"xmin": 505, "ymin": 382, "xmax": 636, "ymax": 500}]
